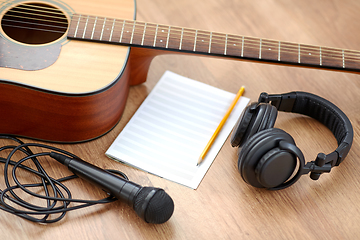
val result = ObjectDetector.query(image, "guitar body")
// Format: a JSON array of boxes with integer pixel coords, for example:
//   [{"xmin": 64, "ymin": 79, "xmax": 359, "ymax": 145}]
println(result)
[
  {"xmin": 0, "ymin": 0, "xmax": 156, "ymax": 142},
  {"xmin": 1, "ymin": 0, "xmax": 359, "ymax": 142}
]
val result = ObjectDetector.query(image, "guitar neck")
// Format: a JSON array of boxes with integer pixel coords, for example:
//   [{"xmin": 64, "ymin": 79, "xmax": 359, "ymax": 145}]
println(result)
[{"xmin": 67, "ymin": 14, "xmax": 360, "ymax": 73}]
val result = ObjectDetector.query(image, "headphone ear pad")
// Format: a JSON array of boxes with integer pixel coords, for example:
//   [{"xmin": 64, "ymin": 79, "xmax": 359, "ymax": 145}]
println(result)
[
  {"xmin": 265, "ymin": 104, "xmax": 278, "ymax": 129},
  {"xmin": 231, "ymin": 103, "xmax": 276, "ymax": 148},
  {"xmin": 258, "ymin": 104, "xmax": 278, "ymax": 132},
  {"xmin": 237, "ymin": 128, "xmax": 298, "ymax": 188},
  {"xmin": 230, "ymin": 102, "xmax": 258, "ymax": 147}
]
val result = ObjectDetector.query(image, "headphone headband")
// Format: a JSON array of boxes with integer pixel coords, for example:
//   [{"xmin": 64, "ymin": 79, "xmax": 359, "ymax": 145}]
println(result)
[{"xmin": 258, "ymin": 91, "xmax": 353, "ymax": 166}]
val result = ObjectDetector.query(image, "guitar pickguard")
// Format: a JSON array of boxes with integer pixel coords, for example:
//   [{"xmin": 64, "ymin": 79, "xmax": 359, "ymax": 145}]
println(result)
[{"xmin": 0, "ymin": 35, "xmax": 61, "ymax": 71}]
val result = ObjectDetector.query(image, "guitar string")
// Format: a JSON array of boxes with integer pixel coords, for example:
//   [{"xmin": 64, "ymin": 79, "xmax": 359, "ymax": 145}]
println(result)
[
  {"xmin": 0, "ymin": 1, "xmax": 72, "ymax": 14},
  {"xmin": 70, "ymin": 18, "xmax": 360, "ymax": 60},
  {"xmin": 2, "ymin": 18, "xmax": 67, "ymax": 31},
  {"xmin": 2, "ymin": 5, "xmax": 358, "ymax": 58},
  {"xmin": 3, "ymin": 12, "xmax": 68, "ymax": 25},
  {"xmin": 5, "ymin": 3, "xmax": 69, "ymax": 13},
  {"xmin": 14, "ymin": 4, "xmax": 360, "ymax": 57},
  {"xmin": 4, "ymin": 8, "xmax": 70, "ymax": 21},
  {"xmin": 3, "ymin": 8, "xmax": 360, "ymax": 62},
  {"xmin": 2, "ymin": 3, "xmax": 355, "ymax": 57},
  {"xmin": 0, "ymin": 6, "xmax": 330, "ymax": 55},
  {"xmin": 2, "ymin": 2, "xmax": 356, "ymax": 56},
  {"xmin": 1, "ymin": 23, "xmax": 65, "ymax": 34},
  {"xmin": 2, "ymin": 13, "xmax": 357, "ymax": 62},
  {"xmin": 3, "ymin": 20, "xmax": 358, "ymax": 63},
  {"xmin": 2, "ymin": 2, "xmax": 360, "ymax": 56},
  {"xmin": 70, "ymin": 16, "xmax": 360, "ymax": 59}
]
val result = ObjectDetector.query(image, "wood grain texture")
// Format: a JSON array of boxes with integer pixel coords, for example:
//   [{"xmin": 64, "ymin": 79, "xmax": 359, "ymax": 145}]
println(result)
[{"xmin": 0, "ymin": 0, "xmax": 360, "ymax": 239}]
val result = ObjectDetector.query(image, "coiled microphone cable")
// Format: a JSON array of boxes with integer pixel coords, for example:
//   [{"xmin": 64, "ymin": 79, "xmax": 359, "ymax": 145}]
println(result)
[{"xmin": 0, "ymin": 135, "xmax": 127, "ymax": 223}]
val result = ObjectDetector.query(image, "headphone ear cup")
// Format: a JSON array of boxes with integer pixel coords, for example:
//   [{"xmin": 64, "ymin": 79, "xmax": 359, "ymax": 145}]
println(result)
[
  {"xmin": 230, "ymin": 102, "xmax": 258, "ymax": 147},
  {"xmin": 231, "ymin": 103, "xmax": 275, "ymax": 148},
  {"xmin": 258, "ymin": 104, "xmax": 278, "ymax": 132},
  {"xmin": 237, "ymin": 128, "xmax": 298, "ymax": 189},
  {"xmin": 254, "ymin": 147, "xmax": 296, "ymax": 188},
  {"xmin": 265, "ymin": 104, "xmax": 278, "ymax": 129}
]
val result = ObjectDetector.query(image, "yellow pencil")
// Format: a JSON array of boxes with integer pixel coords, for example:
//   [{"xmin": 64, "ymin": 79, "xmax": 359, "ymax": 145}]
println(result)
[{"xmin": 197, "ymin": 86, "xmax": 245, "ymax": 166}]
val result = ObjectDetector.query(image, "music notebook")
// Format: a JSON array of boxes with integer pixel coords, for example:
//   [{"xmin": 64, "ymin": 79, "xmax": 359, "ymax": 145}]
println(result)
[{"xmin": 106, "ymin": 71, "xmax": 250, "ymax": 189}]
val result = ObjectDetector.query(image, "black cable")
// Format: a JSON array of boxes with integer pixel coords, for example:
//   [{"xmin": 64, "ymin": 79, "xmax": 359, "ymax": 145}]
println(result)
[{"xmin": 0, "ymin": 135, "xmax": 128, "ymax": 223}]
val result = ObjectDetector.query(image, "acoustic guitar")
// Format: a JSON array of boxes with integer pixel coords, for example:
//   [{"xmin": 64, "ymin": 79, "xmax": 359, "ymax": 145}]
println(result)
[{"xmin": 1, "ymin": 0, "xmax": 359, "ymax": 142}]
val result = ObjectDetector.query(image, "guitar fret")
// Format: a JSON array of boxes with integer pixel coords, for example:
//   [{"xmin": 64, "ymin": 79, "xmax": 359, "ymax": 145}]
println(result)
[
  {"xmin": 74, "ymin": 14, "xmax": 81, "ymax": 38},
  {"xmin": 131, "ymin": 22, "xmax": 145, "ymax": 45},
  {"xmin": 100, "ymin": 17, "xmax": 106, "ymax": 41},
  {"xmin": 300, "ymin": 44, "xmax": 320, "ymax": 65},
  {"xmin": 298, "ymin": 44, "xmax": 301, "ymax": 63},
  {"xmin": 342, "ymin": 50, "xmax": 345, "ymax": 68},
  {"xmin": 261, "ymin": 39, "xmax": 279, "ymax": 61},
  {"xmin": 319, "ymin": 47, "xmax": 322, "ymax": 66},
  {"xmin": 241, "ymin": 36, "xmax": 244, "ymax": 57},
  {"xmin": 243, "ymin": 37, "xmax": 260, "ymax": 58},
  {"xmin": 344, "ymin": 50, "xmax": 360, "ymax": 70},
  {"xmin": 94, "ymin": 17, "xmax": 109, "ymax": 41},
  {"xmin": 153, "ymin": 24, "xmax": 159, "ymax": 47},
  {"xmin": 82, "ymin": 16, "xmax": 89, "ymax": 39},
  {"xmin": 109, "ymin": 18, "xmax": 115, "ymax": 41},
  {"xmin": 180, "ymin": 29, "xmax": 196, "ymax": 51},
  {"xmin": 224, "ymin": 34, "xmax": 227, "ymax": 55},
  {"xmin": 193, "ymin": 30, "xmax": 209, "ymax": 53},
  {"xmin": 130, "ymin": 21, "xmax": 136, "ymax": 44},
  {"xmin": 154, "ymin": 25, "xmax": 169, "ymax": 48},
  {"xmin": 122, "ymin": 20, "xmax": 136, "ymax": 44},
  {"xmin": 141, "ymin": 23, "xmax": 147, "ymax": 45},
  {"xmin": 278, "ymin": 41, "xmax": 281, "ymax": 61},
  {"xmin": 209, "ymin": 33, "xmax": 227, "ymax": 55},
  {"xmin": 101, "ymin": 17, "xmax": 113, "ymax": 41},
  {"xmin": 141, "ymin": 23, "xmax": 156, "ymax": 46},
  {"xmin": 259, "ymin": 39, "xmax": 262, "ymax": 59},
  {"xmin": 107, "ymin": 19, "xmax": 121, "ymax": 42},
  {"xmin": 166, "ymin": 26, "xmax": 171, "ymax": 48},
  {"xmin": 321, "ymin": 47, "xmax": 344, "ymax": 68},
  {"xmin": 225, "ymin": 34, "xmax": 241, "ymax": 57},
  {"xmin": 83, "ymin": 16, "xmax": 94, "ymax": 39},
  {"xmin": 119, "ymin": 20, "xmax": 125, "ymax": 42},
  {"xmin": 179, "ymin": 28, "xmax": 184, "ymax": 50},
  {"xmin": 100, "ymin": 18, "xmax": 116, "ymax": 42},
  {"xmin": 167, "ymin": 26, "xmax": 181, "ymax": 49},
  {"xmin": 67, "ymin": 15, "xmax": 78, "ymax": 37},
  {"xmin": 193, "ymin": 30, "xmax": 198, "ymax": 51},
  {"xmin": 208, "ymin": 32, "xmax": 212, "ymax": 54},
  {"xmin": 321, "ymin": 47, "xmax": 343, "ymax": 68},
  {"xmin": 91, "ymin": 17, "xmax": 97, "ymax": 39}
]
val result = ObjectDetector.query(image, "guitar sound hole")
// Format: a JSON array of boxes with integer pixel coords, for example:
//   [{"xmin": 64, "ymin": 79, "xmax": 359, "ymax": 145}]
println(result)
[{"xmin": 1, "ymin": 3, "xmax": 68, "ymax": 45}]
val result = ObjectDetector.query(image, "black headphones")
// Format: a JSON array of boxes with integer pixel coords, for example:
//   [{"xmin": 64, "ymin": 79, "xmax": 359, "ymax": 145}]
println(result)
[{"xmin": 230, "ymin": 91, "xmax": 353, "ymax": 190}]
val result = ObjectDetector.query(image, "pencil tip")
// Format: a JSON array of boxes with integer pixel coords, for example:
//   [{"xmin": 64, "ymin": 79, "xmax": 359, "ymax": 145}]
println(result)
[{"xmin": 197, "ymin": 157, "xmax": 203, "ymax": 166}]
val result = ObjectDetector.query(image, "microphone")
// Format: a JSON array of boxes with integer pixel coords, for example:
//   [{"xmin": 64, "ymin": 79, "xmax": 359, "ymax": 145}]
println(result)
[{"xmin": 49, "ymin": 152, "xmax": 174, "ymax": 224}]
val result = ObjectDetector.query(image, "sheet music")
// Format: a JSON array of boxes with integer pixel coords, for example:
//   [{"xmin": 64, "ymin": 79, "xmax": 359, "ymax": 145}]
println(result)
[{"xmin": 106, "ymin": 71, "xmax": 249, "ymax": 189}]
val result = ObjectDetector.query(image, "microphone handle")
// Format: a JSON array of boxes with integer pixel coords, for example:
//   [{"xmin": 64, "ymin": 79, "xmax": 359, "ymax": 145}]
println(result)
[{"xmin": 50, "ymin": 152, "xmax": 141, "ymax": 206}]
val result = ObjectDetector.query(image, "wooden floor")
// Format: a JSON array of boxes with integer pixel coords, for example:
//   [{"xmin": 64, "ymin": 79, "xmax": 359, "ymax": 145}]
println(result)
[{"xmin": 1, "ymin": 0, "xmax": 360, "ymax": 239}]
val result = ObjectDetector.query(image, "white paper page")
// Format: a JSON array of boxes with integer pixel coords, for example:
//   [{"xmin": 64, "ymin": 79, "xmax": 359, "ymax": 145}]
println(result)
[{"xmin": 106, "ymin": 71, "xmax": 250, "ymax": 189}]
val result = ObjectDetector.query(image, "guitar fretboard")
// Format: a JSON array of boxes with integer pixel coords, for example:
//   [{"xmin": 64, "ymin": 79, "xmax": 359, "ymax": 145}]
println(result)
[{"xmin": 67, "ymin": 14, "xmax": 360, "ymax": 73}]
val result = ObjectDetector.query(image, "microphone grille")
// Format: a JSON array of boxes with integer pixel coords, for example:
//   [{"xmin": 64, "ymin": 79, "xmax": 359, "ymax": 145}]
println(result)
[{"xmin": 133, "ymin": 187, "xmax": 174, "ymax": 224}]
